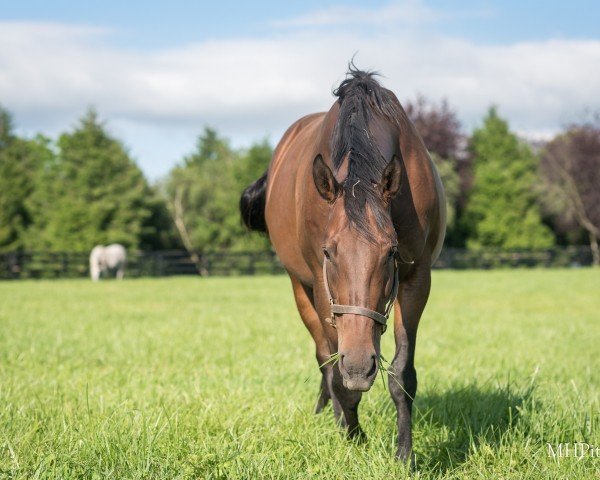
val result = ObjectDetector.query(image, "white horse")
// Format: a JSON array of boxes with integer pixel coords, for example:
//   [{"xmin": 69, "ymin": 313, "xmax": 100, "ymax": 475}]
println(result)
[{"xmin": 89, "ymin": 244, "xmax": 127, "ymax": 281}]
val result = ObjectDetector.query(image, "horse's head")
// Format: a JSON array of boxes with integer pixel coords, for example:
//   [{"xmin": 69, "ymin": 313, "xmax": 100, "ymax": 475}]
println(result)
[{"xmin": 313, "ymin": 153, "xmax": 402, "ymax": 391}]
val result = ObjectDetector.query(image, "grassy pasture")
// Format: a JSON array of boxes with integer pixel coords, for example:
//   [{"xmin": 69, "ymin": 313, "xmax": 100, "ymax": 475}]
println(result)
[{"xmin": 0, "ymin": 270, "xmax": 598, "ymax": 479}]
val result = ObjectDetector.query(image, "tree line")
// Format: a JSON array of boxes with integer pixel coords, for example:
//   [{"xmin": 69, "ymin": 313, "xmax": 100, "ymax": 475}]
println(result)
[{"xmin": 0, "ymin": 100, "xmax": 598, "ymax": 265}]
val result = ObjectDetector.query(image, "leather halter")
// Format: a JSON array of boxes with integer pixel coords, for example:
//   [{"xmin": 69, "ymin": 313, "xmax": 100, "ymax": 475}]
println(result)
[{"xmin": 322, "ymin": 257, "xmax": 399, "ymax": 334}]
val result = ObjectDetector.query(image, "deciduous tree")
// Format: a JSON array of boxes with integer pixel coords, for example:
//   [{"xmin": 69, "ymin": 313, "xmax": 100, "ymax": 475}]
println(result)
[
  {"xmin": 164, "ymin": 128, "xmax": 272, "ymax": 271},
  {"xmin": 540, "ymin": 119, "xmax": 600, "ymax": 265}
]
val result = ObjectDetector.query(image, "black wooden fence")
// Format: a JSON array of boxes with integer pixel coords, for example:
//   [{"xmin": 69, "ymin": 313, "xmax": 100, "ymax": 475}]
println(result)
[
  {"xmin": 0, "ymin": 250, "xmax": 285, "ymax": 279},
  {"xmin": 0, "ymin": 246, "xmax": 594, "ymax": 280}
]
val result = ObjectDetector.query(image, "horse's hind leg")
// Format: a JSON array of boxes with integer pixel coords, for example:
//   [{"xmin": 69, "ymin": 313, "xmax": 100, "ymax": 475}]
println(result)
[
  {"xmin": 115, "ymin": 262, "xmax": 125, "ymax": 280},
  {"xmin": 290, "ymin": 277, "xmax": 331, "ymax": 413}
]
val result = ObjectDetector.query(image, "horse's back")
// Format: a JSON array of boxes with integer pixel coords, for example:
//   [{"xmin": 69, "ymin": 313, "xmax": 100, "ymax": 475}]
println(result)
[
  {"xmin": 265, "ymin": 112, "xmax": 326, "ymax": 201},
  {"xmin": 104, "ymin": 244, "xmax": 126, "ymax": 268},
  {"xmin": 265, "ymin": 112, "xmax": 327, "ymax": 285}
]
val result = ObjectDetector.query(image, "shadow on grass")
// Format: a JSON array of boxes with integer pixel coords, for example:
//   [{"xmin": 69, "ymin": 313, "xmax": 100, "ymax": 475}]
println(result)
[{"xmin": 411, "ymin": 379, "xmax": 535, "ymax": 472}]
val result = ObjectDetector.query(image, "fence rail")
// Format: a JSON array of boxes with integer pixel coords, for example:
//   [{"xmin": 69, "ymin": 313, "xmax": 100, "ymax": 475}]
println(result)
[{"xmin": 0, "ymin": 246, "xmax": 594, "ymax": 280}]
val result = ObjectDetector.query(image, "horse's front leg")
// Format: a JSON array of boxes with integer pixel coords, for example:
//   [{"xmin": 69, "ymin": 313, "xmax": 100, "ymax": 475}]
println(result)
[
  {"xmin": 328, "ymin": 362, "xmax": 365, "ymax": 441},
  {"xmin": 291, "ymin": 277, "xmax": 364, "ymax": 438},
  {"xmin": 389, "ymin": 264, "xmax": 431, "ymax": 462},
  {"xmin": 290, "ymin": 277, "xmax": 332, "ymax": 412}
]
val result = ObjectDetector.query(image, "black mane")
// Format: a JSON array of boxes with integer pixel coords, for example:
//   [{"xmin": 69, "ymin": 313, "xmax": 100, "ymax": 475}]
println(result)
[{"xmin": 331, "ymin": 65, "xmax": 402, "ymax": 239}]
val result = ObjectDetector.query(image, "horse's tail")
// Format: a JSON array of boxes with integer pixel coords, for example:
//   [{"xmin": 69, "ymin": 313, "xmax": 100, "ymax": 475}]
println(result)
[{"xmin": 240, "ymin": 172, "xmax": 268, "ymax": 233}]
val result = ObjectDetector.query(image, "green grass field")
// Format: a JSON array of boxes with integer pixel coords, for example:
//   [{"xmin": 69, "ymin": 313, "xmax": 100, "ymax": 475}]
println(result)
[{"xmin": 0, "ymin": 270, "xmax": 598, "ymax": 479}]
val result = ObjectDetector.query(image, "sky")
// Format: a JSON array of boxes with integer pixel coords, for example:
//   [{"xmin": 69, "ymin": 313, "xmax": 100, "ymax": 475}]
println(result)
[{"xmin": 1, "ymin": 0, "xmax": 599, "ymax": 180}]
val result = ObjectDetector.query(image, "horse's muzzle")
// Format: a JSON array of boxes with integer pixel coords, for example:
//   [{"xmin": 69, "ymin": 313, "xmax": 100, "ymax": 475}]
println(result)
[{"xmin": 339, "ymin": 352, "xmax": 378, "ymax": 391}]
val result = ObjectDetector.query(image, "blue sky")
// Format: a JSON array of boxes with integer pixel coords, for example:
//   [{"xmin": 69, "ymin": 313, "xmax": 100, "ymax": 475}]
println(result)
[
  {"xmin": 4, "ymin": 1, "xmax": 599, "ymax": 46},
  {"xmin": 1, "ymin": 0, "xmax": 599, "ymax": 179}
]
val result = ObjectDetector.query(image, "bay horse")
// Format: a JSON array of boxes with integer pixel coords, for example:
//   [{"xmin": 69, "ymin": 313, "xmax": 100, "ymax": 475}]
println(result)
[{"xmin": 240, "ymin": 67, "xmax": 446, "ymax": 460}]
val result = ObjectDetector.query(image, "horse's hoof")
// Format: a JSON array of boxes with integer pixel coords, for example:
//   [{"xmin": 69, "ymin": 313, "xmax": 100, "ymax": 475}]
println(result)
[
  {"xmin": 314, "ymin": 389, "xmax": 330, "ymax": 414},
  {"xmin": 348, "ymin": 426, "xmax": 367, "ymax": 444},
  {"xmin": 395, "ymin": 449, "xmax": 416, "ymax": 469},
  {"xmin": 314, "ymin": 399, "xmax": 328, "ymax": 414}
]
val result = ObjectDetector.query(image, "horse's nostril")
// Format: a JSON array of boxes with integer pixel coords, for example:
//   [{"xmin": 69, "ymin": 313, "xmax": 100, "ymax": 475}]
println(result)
[
  {"xmin": 339, "ymin": 354, "xmax": 345, "ymax": 368},
  {"xmin": 367, "ymin": 356, "xmax": 377, "ymax": 378}
]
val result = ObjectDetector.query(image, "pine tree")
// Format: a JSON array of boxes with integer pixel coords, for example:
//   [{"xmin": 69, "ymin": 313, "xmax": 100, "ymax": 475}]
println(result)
[
  {"xmin": 0, "ymin": 106, "xmax": 53, "ymax": 251},
  {"xmin": 463, "ymin": 108, "xmax": 553, "ymax": 249},
  {"xmin": 27, "ymin": 109, "xmax": 156, "ymax": 251}
]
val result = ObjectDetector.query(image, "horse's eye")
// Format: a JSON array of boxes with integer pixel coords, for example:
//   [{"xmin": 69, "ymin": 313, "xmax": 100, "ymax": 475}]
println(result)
[{"xmin": 323, "ymin": 248, "xmax": 331, "ymax": 260}]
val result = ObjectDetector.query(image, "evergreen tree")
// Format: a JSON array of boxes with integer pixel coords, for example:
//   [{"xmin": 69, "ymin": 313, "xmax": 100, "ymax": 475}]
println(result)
[
  {"xmin": 463, "ymin": 108, "xmax": 553, "ymax": 249},
  {"xmin": 0, "ymin": 106, "xmax": 14, "ymax": 146},
  {"xmin": 0, "ymin": 106, "xmax": 53, "ymax": 251},
  {"xmin": 28, "ymin": 109, "xmax": 157, "ymax": 251},
  {"xmin": 138, "ymin": 191, "xmax": 180, "ymax": 251}
]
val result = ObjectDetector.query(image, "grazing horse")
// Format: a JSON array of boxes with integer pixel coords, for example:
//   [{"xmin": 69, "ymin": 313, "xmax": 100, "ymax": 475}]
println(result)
[
  {"xmin": 89, "ymin": 244, "xmax": 127, "ymax": 281},
  {"xmin": 240, "ymin": 67, "xmax": 445, "ymax": 460}
]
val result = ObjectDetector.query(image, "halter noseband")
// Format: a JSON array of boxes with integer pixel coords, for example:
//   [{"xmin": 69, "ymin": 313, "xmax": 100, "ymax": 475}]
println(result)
[{"xmin": 322, "ymin": 257, "xmax": 399, "ymax": 334}]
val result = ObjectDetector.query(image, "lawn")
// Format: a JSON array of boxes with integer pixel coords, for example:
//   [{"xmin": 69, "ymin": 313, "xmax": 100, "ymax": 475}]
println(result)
[{"xmin": 0, "ymin": 270, "xmax": 598, "ymax": 479}]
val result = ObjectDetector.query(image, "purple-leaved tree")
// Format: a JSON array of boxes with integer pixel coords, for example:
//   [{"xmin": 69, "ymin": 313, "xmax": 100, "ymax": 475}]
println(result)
[{"xmin": 540, "ymin": 119, "xmax": 600, "ymax": 265}]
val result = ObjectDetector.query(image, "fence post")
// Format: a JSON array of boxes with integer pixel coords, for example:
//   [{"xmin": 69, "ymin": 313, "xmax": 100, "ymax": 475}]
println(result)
[{"xmin": 61, "ymin": 252, "xmax": 68, "ymax": 277}]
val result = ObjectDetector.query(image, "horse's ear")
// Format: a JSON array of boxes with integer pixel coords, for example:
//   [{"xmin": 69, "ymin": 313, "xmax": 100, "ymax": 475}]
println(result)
[
  {"xmin": 312, "ymin": 154, "xmax": 340, "ymax": 203},
  {"xmin": 379, "ymin": 154, "xmax": 402, "ymax": 204}
]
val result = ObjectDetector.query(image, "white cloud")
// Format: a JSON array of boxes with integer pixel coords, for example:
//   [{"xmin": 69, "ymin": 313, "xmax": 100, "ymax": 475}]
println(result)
[{"xmin": 0, "ymin": 20, "xmax": 599, "ymax": 179}]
